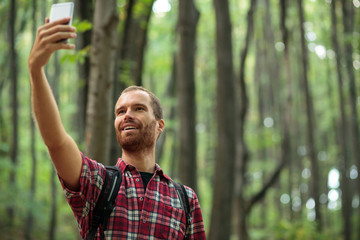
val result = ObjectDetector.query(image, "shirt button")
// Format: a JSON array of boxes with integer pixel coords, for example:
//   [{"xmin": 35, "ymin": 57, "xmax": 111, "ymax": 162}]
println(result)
[
  {"xmin": 143, "ymin": 219, "xmax": 146, "ymax": 223},
  {"xmin": 136, "ymin": 178, "xmax": 140, "ymax": 182},
  {"xmin": 139, "ymin": 197, "xmax": 144, "ymax": 201}
]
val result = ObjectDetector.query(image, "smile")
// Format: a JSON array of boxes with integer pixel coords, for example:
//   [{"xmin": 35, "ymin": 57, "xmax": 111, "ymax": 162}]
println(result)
[{"xmin": 122, "ymin": 126, "xmax": 138, "ymax": 131}]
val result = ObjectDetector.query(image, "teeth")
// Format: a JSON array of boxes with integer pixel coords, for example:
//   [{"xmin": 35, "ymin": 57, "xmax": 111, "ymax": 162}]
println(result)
[{"xmin": 124, "ymin": 126, "xmax": 136, "ymax": 130}]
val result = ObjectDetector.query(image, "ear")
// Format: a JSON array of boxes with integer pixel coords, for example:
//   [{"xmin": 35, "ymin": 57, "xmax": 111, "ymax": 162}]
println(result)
[{"xmin": 157, "ymin": 119, "xmax": 165, "ymax": 133}]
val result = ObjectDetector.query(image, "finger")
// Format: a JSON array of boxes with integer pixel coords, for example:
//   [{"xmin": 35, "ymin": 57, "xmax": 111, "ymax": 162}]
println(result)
[
  {"xmin": 42, "ymin": 32, "xmax": 77, "ymax": 45},
  {"xmin": 54, "ymin": 32, "xmax": 77, "ymax": 42},
  {"xmin": 48, "ymin": 17, "xmax": 72, "ymax": 26},
  {"xmin": 61, "ymin": 43, "xmax": 75, "ymax": 50},
  {"xmin": 37, "ymin": 19, "xmax": 74, "ymax": 37},
  {"xmin": 44, "ymin": 40, "xmax": 75, "ymax": 52},
  {"xmin": 41, "ymin": 24, "xmax": 76, "ymax": 38},
  {"xmin": 52, "ymin": 42, "xmax": 76, "ymax": 52},
  {"xmin": 37, "ymin": 25, "xmax": 76, "ymax": 45}
]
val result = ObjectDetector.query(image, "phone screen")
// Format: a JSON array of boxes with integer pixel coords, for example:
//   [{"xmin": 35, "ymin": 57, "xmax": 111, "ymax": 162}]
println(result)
[{"xmin": 49, "ymin": 2, "xmax": 74, "ymax": 25}]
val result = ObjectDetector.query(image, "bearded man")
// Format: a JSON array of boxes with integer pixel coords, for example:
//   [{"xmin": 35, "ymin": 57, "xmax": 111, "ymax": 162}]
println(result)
[{"xmin": 28, "ymin": 17, "xmax": 206, "ymax": 239}]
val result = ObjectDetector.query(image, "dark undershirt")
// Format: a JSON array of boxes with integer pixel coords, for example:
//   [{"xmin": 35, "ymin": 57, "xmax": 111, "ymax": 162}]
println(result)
[{"xmin": 139, "ymin": 172, "xmax": 154, "ymax": 192}]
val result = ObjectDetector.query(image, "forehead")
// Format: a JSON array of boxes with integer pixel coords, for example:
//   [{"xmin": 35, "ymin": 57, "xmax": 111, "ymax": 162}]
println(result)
[{"xmin": 115, "ymin": 90, "xmax": 151, "ymax": 108}]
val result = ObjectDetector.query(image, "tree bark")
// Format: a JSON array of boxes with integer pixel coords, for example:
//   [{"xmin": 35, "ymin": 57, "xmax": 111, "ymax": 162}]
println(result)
[
  {"xmin": 209, "ymin": 0, "xmax": 236, "ymax": 239},
  {"xmin": 7, "ymin": 0, "xmax": 18, "ymax": 228},
  {"xmin": 156, "ymin": 54, "xmax": 177, "ymax": 164},
  {"xmin": 85, "ymin": 0, "xmax": 119, "ymax": 164},
  {"xmin": 340, "ymin": 1, "xmax": 359, "ymax": 237},
  {"xmin": 25, "ymin": 1, "xmax": 38, "ymax": 239},
  {"xmin": 297, "ymin": 0, "xmax": 322, "ymax": 230},
  {"xmin": 253, "ymin": 38, "xmax": 267, "ymax": 230},
  {"xmin": 118, "ymin": 0, "xmax": 155, "ymax": 86},
  {"xmin": 177, "ymin": 0, "xmax": 200, "ymax": 191},
  {"xmin": 235, "ymin": 1, "xmax": 257, "ymax": 239},
  {"xmin": 49, "ymin": 166, "xmax": 57, "ymax": 240},
  {"xmin": 74, "ymin": 0, "xmax": 93, "ymax": 144},
  {"xmin": 280, "ymin": 0, "xmax": 294, "ymax": 221},
  {"xmin": 331, "ymin": 1, "xmax": 352, "ymax": 239}
]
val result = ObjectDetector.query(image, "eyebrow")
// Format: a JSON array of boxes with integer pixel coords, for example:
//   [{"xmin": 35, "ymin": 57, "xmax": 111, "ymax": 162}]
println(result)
[{"xmin": 114, "ymin": 103, "xmax": 148, "ymax": 114}]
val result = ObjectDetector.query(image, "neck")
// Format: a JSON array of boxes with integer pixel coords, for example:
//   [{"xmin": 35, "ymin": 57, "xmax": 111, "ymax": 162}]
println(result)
[{"xmin": 121, "ymin": 148, "xmax": 156, "ymax": 173}]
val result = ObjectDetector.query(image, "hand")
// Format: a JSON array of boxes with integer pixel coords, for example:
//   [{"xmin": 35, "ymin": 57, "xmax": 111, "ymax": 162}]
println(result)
[{"xmin": 28, "ymin": 17, "xmax": 77, "ymax": 71}]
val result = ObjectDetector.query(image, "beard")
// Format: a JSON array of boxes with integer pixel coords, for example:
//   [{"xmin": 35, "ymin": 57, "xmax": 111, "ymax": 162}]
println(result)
[{"xmin": 117, "ymin": 120, "xmax": 157, "ymax": 152}]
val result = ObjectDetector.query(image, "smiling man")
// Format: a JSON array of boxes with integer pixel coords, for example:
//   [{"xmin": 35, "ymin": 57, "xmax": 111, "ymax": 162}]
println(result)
[
  {"xmin": 28, "ymin": 18, "xmax": 206, "ymax": 239},
  {"xmin": 114, "ymin": 87, "xmax": 164, "ymax": 157}
]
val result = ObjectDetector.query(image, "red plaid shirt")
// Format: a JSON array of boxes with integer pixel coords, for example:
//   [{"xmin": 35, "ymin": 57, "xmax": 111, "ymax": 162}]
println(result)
[{"xmin": 59, "ymin": 153, "xmax": 206, "ymax": 239}]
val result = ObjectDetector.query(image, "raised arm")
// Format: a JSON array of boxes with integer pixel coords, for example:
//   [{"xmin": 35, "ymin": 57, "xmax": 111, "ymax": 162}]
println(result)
[{"xmin": 28, "ymin": 17, "xmax": 81, "ymax": 190}]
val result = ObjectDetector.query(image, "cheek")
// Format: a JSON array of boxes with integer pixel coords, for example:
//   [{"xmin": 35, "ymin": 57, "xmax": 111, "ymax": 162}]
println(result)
[{"xmin": 114, "ymin": 117, "xmax": 120, "ymax": 131}]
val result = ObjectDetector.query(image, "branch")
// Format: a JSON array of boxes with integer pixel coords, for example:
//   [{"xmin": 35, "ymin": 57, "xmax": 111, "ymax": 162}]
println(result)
[{"xmin": 245, "ymin": 160, "xmax": 285, "ymax": 214}]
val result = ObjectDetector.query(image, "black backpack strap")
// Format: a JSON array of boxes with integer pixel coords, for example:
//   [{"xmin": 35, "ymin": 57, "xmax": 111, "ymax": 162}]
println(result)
[
  {"xmin": 87, "ymin": 166, "xmax": 122, "ymax": 240},
  {"xmin": 173, "ymin": 182, "xmax": 191, "ymax": 238}
]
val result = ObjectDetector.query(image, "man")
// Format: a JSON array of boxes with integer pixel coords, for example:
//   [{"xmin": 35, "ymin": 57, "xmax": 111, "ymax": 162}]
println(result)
[{"xmin": 28, "ymin": 17, "xmax": 206, "ymax": 239}]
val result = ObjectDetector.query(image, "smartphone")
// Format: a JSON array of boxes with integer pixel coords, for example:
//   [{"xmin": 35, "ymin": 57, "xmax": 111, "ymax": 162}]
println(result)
[{"xmin": 49, "ymin": 2, "xmax": 74, "ymax": 25}]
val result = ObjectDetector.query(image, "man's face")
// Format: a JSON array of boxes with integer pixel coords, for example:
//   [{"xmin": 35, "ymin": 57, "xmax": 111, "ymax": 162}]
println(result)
[{"xmin": 114, "ymin": 90, "xmax": 164, "ymax": 152}]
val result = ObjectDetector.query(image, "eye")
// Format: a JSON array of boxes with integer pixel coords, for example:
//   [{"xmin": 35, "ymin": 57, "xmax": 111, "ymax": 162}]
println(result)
[
  {"xmin": 136, "ymin": 106, "xmax": 145, "ymax": 111},
  {"xmin": 116, "ymin": 109, "xmax": 125, "ymax": 115}
]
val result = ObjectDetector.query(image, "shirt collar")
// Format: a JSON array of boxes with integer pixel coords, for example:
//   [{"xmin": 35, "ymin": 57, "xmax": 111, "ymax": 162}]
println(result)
[{"xmin": 115, "ymin": 158, "xmax": 168, "ymax": 179}]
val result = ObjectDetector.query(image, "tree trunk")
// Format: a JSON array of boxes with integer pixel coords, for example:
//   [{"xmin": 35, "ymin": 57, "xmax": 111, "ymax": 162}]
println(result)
[
  {"xmin": 176, "ymin": 0, "xmax": 199, "ymax": 191},
  {"xmin": 340, "ymin": 1, "xmax": 360, "ymax": 237},
  {"xmin": 25, "ymin": 1, "xmax": 38, "ymax": 239},
  {"xmin": 49, "ymin": 166, "xmax": 57, "ymax": 240},
  {"xmin": 254, "ymin": 38, "xmax": 267, "ymax": 230},
  {"xmin": 235, "ymin": 1, "xmax": 257, "ymax": 239},
  {"xmin": 156, "ymin": 54, "xmax": 177, "ymax": 164},
  {"xmin": 74, "ymin": 0, "xmax": 93, "ymax": 144},
  {"xmin": 331, "ymin": 1, "xmax": 352, "ymax": 239},
  {"xmin": 7, "ymin": 0, "xmax": 18, "ymax": 228},
  {"xmin": 263, "ymin": 0, "xmax": 280, "ymax": 116},
  {"xmin": 85, "ymin": 0, "xmax": 119, "ymax": 164},
  {"xmin": 209, "ymin": 0, "xmax": 236, "ymax": 239},
  {"xmin": 118, "ymin": 0, "xmax": 155, "ymax": 86},
  {"xmin": 297, "ymin": 0, "xmax": 322, "ymax": 230},
  {"xmin": 280, "ymin": 0, "xmax": 294, "ymax": 221}
]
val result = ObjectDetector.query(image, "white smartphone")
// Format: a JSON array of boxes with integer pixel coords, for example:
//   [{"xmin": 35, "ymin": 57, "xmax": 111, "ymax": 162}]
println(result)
[{"xmin": 49, "ymin": 2, "xmax": 74, "ymax": 25}]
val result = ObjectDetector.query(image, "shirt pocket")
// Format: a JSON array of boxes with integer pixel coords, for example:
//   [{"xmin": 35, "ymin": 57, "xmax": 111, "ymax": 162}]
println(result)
[{"xmin": 155, "ymin": 203, "xmax": 186, "ymax": 239}]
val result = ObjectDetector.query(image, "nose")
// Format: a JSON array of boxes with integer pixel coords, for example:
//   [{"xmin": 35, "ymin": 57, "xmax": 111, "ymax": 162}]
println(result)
[{"xmin": 123, "ymin": 109, "xmax": 134, "ymax": 121}]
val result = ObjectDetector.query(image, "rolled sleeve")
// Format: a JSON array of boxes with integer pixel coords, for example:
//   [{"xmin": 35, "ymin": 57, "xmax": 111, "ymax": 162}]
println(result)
[{"xmin": 58, "ymin": 153, "xmax": 106, "ymax": 237}]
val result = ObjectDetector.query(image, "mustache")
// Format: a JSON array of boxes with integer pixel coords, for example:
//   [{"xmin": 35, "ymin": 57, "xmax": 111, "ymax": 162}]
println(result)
[{"xmin": 118, "ymin": 119, "xmax": 141, "ymax": 131}]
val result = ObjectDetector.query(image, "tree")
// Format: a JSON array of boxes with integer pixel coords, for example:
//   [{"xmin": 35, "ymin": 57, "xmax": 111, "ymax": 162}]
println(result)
[
  {"xmin": 234, "ymin": 1, "xmax": 256, "ymax": 239},
  {"xmin": 7, "ymin": 0, "xmax": 18, "ymax": 228},
  {"xmin": 74, "ymin": 0, "xmax": 94, "ymax": 144},
  {"xmin": 209, "ymin": 0, "xmax": 236, "ymax": 239},
  {"xmin": 176, "ymin": 0, "xmax": 200, "ymax": 191},
  {"xmin": 297, "ymin": 0, "xmax": 322, "ymax": 230},
  {"xmin": 280, "ymin": 0, "xmax": 294, "ymax": 221},
  {"xmin": 85, "ymin": 0, "xmax": 119, "ymax": 164},
  {"xmin": 118, "ymin": 0, "xmax": 155, "ymax": 87},
  {"xmin": 340, "ymin": 1, "xmax": 360, "ymax": 236},
  {"xmin": 25, "ymin": 1, "xmax": 38, "ymax": 239}
]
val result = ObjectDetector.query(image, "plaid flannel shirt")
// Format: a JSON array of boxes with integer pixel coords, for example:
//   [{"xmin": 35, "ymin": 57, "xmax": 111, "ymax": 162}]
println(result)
[{"xmin": 59, "ymin": 153, "xmax": 206, "ymax": 239}]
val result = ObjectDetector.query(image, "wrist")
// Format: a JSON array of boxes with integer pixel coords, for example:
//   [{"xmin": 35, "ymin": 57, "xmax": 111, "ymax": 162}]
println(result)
[{"xmin": 28, "ymin": 63, "xmax": 43, "ymax": 78}]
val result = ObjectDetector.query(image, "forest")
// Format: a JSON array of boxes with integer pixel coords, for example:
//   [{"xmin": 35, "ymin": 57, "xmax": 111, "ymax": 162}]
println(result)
[{"xmin": 0, "ymin": 0, "xmax": 359, "ymax": 239}]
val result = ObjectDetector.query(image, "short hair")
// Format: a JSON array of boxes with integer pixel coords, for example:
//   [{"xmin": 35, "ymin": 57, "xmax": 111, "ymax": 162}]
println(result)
[{"xmin": 120, "ymin": 86, "xmax": 163, "ymax": 120}]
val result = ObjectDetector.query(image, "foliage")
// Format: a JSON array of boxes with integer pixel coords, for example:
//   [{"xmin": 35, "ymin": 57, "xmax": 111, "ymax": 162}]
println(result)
[
  {"xmin": 0, "ymin": 0, "xmax": 359, "ymax": 239},
  {"xmin": 272, "ymin": 219, "xmax": 339, "ymax": 240}
]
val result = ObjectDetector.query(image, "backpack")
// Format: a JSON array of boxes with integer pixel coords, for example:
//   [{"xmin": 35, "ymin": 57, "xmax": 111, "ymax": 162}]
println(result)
[{"xmin": 87, "ymin": 166, "xmax": 191, "ymax": 240}]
